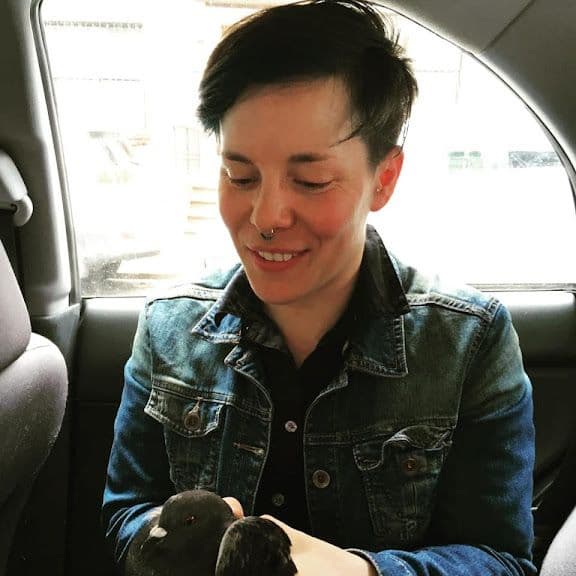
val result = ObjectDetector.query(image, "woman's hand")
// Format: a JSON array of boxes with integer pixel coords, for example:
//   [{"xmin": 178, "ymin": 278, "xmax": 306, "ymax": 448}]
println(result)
[
  {"xmin": 261, "ymin": 515, "xmax": 377, "ymax": 576},
  {"xmin": 221, "ymin": 499, "xmax": 376, "ymax": 575},
  {"xmin": 222, "ymin": 496, "xmax": 244, "ymax": 519}
]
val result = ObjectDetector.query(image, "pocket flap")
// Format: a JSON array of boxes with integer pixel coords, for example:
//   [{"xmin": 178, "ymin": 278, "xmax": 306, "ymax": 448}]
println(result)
[
  {"xmin": 353, "ymin": 424, "xmax": 453, "ymax": 472},
  {"xmin": 145, "ymin": 375, "xmax": 225, "ymax": 438}
]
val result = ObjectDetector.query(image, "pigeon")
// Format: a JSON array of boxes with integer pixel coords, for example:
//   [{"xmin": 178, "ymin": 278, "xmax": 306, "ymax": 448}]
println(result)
[
  {"xmin": 125, "ymin": 489, "xmax": 236, "ymax": 576},
  {"xmin": 125, "ymin": 489, "xmax": 297, "ymax": 576},
  {"xmin": 215, "ymin": 515, "xmax": 298, "ymax": 576}
]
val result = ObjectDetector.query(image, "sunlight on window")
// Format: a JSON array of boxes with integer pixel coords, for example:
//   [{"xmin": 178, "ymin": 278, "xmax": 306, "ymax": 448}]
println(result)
[{"xmin": 42, "ymin": 0, "xmax": 576, "ymax": 296}]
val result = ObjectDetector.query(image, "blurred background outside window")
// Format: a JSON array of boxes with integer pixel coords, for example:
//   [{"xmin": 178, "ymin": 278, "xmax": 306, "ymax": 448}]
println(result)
[{"xmin": 42, "ymin": 0, "xmax": 576, "ymax": 296}]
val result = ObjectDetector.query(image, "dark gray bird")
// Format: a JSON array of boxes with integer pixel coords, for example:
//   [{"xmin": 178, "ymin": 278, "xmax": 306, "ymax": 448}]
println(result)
[
  {"xmin": 125, "ymin": 489, "xmax": 236, "ymax": 576},
  {"xmin": 215, "ymin": 515, "xmax": 298, "ymax": 576},
  {"xmin": 125, "ymin": 489, "xmax": 297, "ymax": 576}
]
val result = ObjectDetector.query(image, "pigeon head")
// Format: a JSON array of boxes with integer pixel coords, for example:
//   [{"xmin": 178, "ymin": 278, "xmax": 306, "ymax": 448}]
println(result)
[
  {"xmin": 159, "ymin": 490, "xmax": 235, "ymax": 539},
  {"xmin": 140, "ymin": 490, "xmax": 236, "ymax": 576}
]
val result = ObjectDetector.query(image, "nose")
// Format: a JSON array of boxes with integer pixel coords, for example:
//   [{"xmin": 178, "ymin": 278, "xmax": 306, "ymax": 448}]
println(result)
[{"xmin": 249, "ymin": 179, "xmax": 294, "ymax": 234}]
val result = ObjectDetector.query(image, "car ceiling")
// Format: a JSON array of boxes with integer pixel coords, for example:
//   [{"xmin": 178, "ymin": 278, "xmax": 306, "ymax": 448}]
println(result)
[
  {"xmin": 380, "ymin": 0, "xmax": 576, "ymax": 182},
  {"xmin": 382, "ymin": 0, "xmax": 533, "ymax": 51}
]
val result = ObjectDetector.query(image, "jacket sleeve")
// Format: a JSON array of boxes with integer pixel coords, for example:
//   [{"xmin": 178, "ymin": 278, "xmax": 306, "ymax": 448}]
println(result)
[
  {"xmin": 102, "ymin": 304, "xmax": 175, "ymax": 568},
  {"xmin": 350, "ymin": 302, "xmax": 536, "ymax": 576}
]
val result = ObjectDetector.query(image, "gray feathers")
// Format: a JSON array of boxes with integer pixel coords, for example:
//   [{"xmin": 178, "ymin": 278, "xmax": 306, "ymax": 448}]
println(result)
[
  {"xmin": 215, "ymin": 516, "xmax": 298, "ymax": 576},
  {"xmin": 125, "ymin": 490, "xmax": 297, "ymax": 576},
  {"xmin": 126, "ymin": 490, "xmax": 235, "ymax": 576}
]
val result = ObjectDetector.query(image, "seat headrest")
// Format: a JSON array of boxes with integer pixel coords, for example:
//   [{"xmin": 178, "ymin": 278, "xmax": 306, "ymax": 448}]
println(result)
[{"xmin": 0, "ymin": 240, "xmax": 31, "ymax": 370}]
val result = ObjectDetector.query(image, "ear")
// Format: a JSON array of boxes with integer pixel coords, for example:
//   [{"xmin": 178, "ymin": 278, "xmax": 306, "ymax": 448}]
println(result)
[{"xmin": 370, "ymin": 147, "xmax": 404, "ymax": 212}]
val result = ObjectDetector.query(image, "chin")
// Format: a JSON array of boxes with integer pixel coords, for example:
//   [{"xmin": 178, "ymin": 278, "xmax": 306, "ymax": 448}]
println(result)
[
  {"xmin": 245, "ymin": 276, "xmax": 301, "ymax": 306},
  {"xmin": 251, "ymin": 287, "xmax": 299, "ymax": 307}
]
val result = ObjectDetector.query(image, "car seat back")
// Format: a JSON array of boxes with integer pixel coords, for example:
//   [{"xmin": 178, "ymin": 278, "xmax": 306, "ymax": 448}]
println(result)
[{"xmin": 0, "ymin": 240, "xmax": 67, "ymax": 576}]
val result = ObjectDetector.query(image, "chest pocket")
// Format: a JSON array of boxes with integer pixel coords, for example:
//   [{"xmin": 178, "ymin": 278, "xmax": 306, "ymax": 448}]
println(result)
[
  {"xmin": 145, "ymin": 376, "xmax": 227, "ymax": 492},
  {"xmin": 353, "ymin": 424, "xmax": 453, "ymax": 547}
]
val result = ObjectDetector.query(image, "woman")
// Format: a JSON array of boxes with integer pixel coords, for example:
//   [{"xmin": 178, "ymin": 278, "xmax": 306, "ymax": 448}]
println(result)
[{"xmin": 103, "ymin": 1, "xmax": 535, "ymax": 574}]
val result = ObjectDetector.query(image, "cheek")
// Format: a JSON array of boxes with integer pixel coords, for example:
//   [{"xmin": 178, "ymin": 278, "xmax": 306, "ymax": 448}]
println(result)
[
  {"xmin": 303, "ymin": 196, "xmax": 367, "ymax": 240},
  {"xmin": 218, "ymin": 195, "xmax": 232, "ymax": 228},
  {"xmin": 218, "ymin": 187, "xmax": 243, "ymax": 231}
]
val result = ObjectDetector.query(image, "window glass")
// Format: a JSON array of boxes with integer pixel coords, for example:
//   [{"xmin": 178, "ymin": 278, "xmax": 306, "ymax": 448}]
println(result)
[{"xmin": 41, "ymin": 0, "xmax": 576, "ymax": 296}]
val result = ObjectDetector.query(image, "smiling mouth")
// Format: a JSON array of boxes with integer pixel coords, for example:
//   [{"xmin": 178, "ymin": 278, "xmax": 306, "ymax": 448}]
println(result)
[{"xmin": 257, "ymin": 251, "xmax": 297, "ymax": 262}]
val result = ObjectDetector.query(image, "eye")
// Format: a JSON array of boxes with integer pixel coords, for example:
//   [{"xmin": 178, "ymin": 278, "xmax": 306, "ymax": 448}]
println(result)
[
  {"xmin": 221, "ymin": 167, "xmax": 258, "ymax": 188},
  {"xmin": 229, "ymin": 177, "xmax": 257, "ymax": 187},
  {"xmin": 295, "ymin": 179, "xmax": 332, "ymax": 191},
  {"xmin": 184, "ymin": 516, "xmax": 196, "ymax": 525}
]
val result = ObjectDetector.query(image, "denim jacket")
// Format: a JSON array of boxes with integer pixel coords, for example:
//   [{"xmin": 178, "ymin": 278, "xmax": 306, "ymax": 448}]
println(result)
[{"xmin": 103, "ymin": 228, "xmax": 536, "ymax": 575}]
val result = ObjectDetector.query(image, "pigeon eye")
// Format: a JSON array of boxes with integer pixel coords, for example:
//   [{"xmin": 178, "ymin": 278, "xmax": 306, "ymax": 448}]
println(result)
[{"xmin": 184, "ymin": 516, "xmax": 196, "ymax": 525}]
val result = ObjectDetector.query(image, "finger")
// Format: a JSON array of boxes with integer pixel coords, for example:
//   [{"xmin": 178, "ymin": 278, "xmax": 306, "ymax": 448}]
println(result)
[
  {"xmin": 260, "ymin": 515, "xmax": 299, "ymax": 538},
  {"xmin": 259, "ymin": 514, "xmax": 287, "ymax": 527},
  {"xmin": 223, "ymin": 497, "xmax": 244, "ymax": 519}
]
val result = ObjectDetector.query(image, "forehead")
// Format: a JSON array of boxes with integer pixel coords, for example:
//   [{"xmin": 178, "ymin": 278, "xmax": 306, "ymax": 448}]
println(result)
[{"xmin": 220, "ymin": 77, "xmax": 356, "ymax": 156}]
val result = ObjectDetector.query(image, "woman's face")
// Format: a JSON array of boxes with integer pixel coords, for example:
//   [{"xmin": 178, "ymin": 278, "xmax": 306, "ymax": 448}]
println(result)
[{"xmin": 218, "ymin": 77, "xmax": 402, "ymax": 311}]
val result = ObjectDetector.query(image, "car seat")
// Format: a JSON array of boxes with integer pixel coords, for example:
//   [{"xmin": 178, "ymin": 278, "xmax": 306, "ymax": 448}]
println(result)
[
  {"xmin": 540, "ymin": 505, "xmax": 576, "ymax": 576},
  {"xmin": 0, "ymin": 240, "xmax": 67, "ymax": 576}
]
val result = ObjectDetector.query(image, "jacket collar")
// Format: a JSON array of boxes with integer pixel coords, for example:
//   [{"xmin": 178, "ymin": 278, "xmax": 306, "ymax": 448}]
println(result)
[
  {"xmin": 354, "ymin": 225, "xmax": 410, "ymax": 318},
  {"xmin": 192, "ymin": 225, "xmax": 410, "ymax": 376}
]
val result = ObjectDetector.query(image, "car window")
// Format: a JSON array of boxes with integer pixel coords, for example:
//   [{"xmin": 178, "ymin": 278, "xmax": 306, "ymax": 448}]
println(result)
[{"xmin": 41, "ymin": 0, "xmax": 576, "ymax": 296}]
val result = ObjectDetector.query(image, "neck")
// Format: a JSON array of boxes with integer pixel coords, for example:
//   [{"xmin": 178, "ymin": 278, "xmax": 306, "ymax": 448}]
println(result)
[{"xmin": 265, "ymin": 274, "xmax": 357, "ymax": 368}]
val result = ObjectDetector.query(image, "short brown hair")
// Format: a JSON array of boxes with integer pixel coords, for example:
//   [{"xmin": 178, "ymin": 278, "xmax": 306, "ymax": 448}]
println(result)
[{"xmin": 197, "ymin": 0, "xmax": 418, "ymax": 165}]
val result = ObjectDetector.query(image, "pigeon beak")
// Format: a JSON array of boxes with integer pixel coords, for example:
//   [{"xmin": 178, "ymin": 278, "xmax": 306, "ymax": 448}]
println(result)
[
  {"xmin": 140, "ymin": 524, "xmax": 168, "ymax": 554},
  {"xmin": 149, "ymin": 526, "xmax": 168, "ymax": 539}
]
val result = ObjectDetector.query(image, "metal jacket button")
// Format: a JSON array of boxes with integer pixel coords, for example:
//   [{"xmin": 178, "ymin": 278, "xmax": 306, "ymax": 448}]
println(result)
[
  {"xmin": 312, "ymin": 469, "xmax": 331, "ymax": 489},
  {"xmin": 402, "ymin": 457, "xmax": 419, "ymax": 473},
  {"xmin": 284, "ymin": 420, "xmax": 298, "ymax": 433},
  {"xmin": 184, "ymin": 404, "xmax": 201, "ymax": 432},
  {"xmin": 271, "ymin": 493, "xmax": 285, "ymax": 507}
]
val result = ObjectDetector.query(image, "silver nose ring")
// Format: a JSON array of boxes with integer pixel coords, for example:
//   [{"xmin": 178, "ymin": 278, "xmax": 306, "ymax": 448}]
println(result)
[{"xmin": 260, "ymin": 229, "xmax": 275, "ymax": 241}]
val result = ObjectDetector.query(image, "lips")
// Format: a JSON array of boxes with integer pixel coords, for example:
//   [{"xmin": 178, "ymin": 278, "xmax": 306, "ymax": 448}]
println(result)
[
  {"xmin": 257, "ymin": 251, "xmax": 296, "ymax": 262},
  {"xmin": 247, "ymin": 246, "xmax": 307, "ymax": 271}
]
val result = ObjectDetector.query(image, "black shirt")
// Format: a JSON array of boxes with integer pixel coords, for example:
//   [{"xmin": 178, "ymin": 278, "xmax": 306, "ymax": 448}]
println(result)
[{"xmin": 252, "ymin": 306, "xmax": 353, "ymax": 531}]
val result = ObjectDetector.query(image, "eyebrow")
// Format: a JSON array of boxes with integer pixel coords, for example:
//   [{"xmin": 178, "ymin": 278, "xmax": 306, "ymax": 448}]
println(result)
[{"xmin": 221, "ymin": 150, "xmax": 334, "ymax": 165}]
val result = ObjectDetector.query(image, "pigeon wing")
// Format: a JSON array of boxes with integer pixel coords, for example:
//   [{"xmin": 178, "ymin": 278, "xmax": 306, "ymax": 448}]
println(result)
[{"xmin": 125, "ymin": 508, "xmax": 164, "ymax": 576}]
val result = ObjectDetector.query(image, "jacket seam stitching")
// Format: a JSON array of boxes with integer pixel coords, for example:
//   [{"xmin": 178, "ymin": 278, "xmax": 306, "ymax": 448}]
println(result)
[
  {"xmin": 461, "ymin": 300, "xmax": 502, "ymax": 396},
  {"xmin": 408, "ymin": 296, "xmax": 494, "ymax": 322}
]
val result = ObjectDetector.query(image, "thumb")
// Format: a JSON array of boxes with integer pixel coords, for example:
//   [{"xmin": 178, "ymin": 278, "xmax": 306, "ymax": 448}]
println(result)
[{"xmin": 223, "ymin": 497, "xmax": 244, "ymax": 519}]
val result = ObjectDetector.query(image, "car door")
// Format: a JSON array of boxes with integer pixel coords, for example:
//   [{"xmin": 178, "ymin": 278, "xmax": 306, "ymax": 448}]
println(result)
[{"xmin": 1, "ymin": 1, "xmax": 575, "ymax": 576}]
